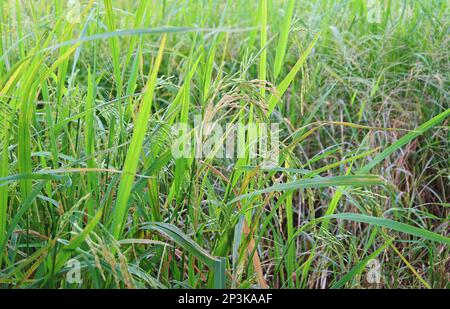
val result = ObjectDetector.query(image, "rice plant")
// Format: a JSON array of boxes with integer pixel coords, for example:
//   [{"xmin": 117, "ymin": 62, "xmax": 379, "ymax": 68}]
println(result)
[{"xmin": 0, "ymin": 0, "xmax": 448, "ymax": 289}]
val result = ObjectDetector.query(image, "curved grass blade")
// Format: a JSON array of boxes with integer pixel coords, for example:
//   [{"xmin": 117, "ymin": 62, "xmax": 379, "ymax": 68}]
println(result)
[
  {"xmin": 0, "ymin": 172, "xmax": 70, "ymax": 187},
  {"xmin": 325, "ymin": 108, "xmax": 450, "ymax": 227},
  {"xmin": 359, "ymin": 108, "xmax": 450, "ymax": 174},
  {"xmin": 229, "ymin": 175, "xmax": 384, "ymax": 204},
  {"xmin": 20, "ymin": 27, "xmax": 256, "ymax": 58},
  {"xmin": 141, "ymin": 222, "xmax": 226, "ymax": 288},
  {"xmin": 327, "ymin": 213, "xmax": 450, "ymax": 245}
]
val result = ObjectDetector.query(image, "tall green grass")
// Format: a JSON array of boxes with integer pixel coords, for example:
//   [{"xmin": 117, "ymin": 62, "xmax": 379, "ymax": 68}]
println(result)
[{"xmin": 0, "ymin": 0, "xmax": 448, "ymax": 289}]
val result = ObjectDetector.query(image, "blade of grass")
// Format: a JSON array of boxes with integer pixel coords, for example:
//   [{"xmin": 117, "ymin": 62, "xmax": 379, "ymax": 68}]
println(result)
[
  {"xmin": 273, "ymin": 0, "xmax": 295, "ymax": 80},
  {"xmin": 259, "ymin": 0, "xmax": 267, "ymax": 98},
  {"xmin": 359, "ymin": 108, "xmax": 450, "ymax": 174},
  {"xmin": 268, "ymin": 32, "xmax": 320, "ymax": 114},
  {"xmin": 327, "ymin": 213, "xmax": 450, "ymax": 245},
  {"xmin": 0, "ymin": 182, "xmax": 46, "ymax": 263},
  {"xmin": 85, "ymin": 67, "xmax": 98, "ymax": 217},
  {"xmin": 141, "ymin": 222, "xmax": 226, "ymax": 288},
  {"xmin": 55, "ymin": 207, "xmax": 103, "ymax": 271},
  {"xmin": 230, "ymin": 175, "xmax": 384, "ymax": 204},
  {"xmin": 324, "ymin": 109, "xmax": 450, "ymax": 228},
  {"xmin": 111, "ymin": 35, "xmax": 166, "ymax": 239}
]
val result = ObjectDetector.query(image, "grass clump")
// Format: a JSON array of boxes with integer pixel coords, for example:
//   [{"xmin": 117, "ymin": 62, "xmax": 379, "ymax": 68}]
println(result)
[{"xmin": 0, "ymin": 0, "xmax": 448, "ymax": 289}]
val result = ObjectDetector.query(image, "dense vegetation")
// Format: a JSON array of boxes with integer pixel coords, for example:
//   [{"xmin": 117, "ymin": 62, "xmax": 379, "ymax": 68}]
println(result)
[{"xmin": 0, "ymin": 0, "xmax": 448, "ymax": 289}]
